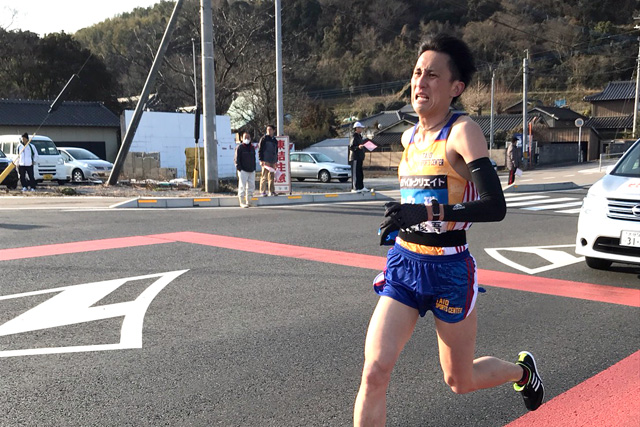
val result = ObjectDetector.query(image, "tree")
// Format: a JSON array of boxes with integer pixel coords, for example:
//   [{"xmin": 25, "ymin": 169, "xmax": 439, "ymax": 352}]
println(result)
[{"xmin": 0, "ymin": 29, "xmax": 118, "ymax": 110}]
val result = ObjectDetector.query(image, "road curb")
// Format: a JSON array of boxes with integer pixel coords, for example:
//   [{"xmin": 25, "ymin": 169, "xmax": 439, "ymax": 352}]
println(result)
[
  {"xmin": 503, "ymin": 181, "xmax": 579, "ymax": 193},
  {"xmin": 110, "ymin": 190, "xmax": 393, "ymax": 209}
]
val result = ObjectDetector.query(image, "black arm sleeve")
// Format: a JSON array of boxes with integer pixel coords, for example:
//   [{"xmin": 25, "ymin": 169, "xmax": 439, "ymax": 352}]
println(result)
[{"xmin": 442, "ymin": 157, "xmax": 506, "ymax": 223}]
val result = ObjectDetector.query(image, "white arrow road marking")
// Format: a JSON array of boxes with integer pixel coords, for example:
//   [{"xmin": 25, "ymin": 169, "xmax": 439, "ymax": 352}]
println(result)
[
  {"xmin": 0, "ymin": 270, "xmax": 188, "ymax": 358},
  {"xmin": 485, "ymin": 244, "xmax": 584, "ymax": 275}
]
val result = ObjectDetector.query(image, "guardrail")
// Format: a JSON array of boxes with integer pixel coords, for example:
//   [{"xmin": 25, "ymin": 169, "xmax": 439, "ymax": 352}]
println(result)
[{"xmin": 599, "ymin": 152, "xmax": 624, "ymax": 171}]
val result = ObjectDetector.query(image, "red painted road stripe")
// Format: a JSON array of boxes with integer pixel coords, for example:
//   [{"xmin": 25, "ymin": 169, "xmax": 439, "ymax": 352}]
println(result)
[
  {"xmin": 0, "ymin": 235, "xmax": 175, "ymax": 261},
  {"xmin": 477, "ymin": 269, "xmax": 640, "ymax": 308},
  {"xmin": 2, "ymin": 231, "xmax": 638, "ymax": 307},
  {"xmin": 162, "ymin": 231, "xmax": 388, "ymax": 271},
  {"xmin": 166, "ymin": 232, "xmax": 640, "ymax": 307},
  {"xmin": 506, "ymin": 350, "xmax": 640, "ymax": 427}
]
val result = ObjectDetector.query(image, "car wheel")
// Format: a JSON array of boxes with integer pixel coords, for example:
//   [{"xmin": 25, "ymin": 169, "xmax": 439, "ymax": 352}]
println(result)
[
  {"xmin": 319, "ymin": 170, "xmax": 331, "ymax": 183},
  {"xmin": 72, "ymin": 169, "xmax": 84, "ymax": 182},
  {"xmin": 338, "ymin": 178, "xmax": 349, "ymax": 183},
  {"xmin": 296, "ymin": 177, "xmax": 305, "ymax": 182},
  {"xmin": 585, "ymin": 257, "xmax": 613, "ymax": 270}
]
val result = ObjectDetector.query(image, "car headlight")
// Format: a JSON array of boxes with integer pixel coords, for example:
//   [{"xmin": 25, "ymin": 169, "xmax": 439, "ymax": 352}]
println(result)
[
  {"xmin": 581, "ymin": 191, "xmax": 604, "ymax": 215},
  {"xmin": 57, "ymin": 158, "xmax": 64, "ymax": 165},
  {"xmin": 81, "ymin": 163, "xmax": 97, "ymax": 170}
]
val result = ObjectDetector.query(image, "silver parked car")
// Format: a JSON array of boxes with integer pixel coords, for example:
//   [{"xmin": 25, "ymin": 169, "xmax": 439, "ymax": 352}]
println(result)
[
  {"xmin": 290, "ymin": 151, "xmax": 352, "ymax": 183},
  {"xmin": 58, "ymin": 147, "xmax": 114, "ymax": 182}
]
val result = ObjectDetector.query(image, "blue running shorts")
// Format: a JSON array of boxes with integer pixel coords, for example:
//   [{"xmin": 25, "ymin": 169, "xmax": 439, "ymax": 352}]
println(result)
[{"xmin": 373, "ymin": 244, "xmax": 478, "ymax": 322}]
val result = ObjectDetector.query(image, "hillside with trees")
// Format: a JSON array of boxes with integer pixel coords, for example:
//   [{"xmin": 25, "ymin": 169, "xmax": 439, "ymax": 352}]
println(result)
[{"xmin": 1, "ymin": 0, "xmax": 638, "ymax": 145}]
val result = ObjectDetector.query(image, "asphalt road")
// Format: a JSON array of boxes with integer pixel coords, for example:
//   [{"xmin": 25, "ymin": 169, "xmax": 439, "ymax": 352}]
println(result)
[
  {"xmin": 1, "ymin": 198, "xmax": 639, "ymax": 426},
  {"xmin": 0, "ymin": 162, "xmax": 638, "ymax": 426}
]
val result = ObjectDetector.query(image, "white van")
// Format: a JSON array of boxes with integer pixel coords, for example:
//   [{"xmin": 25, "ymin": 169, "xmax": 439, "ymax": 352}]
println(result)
[{"xmin": 0, "ymin": 135, "xmax": 69, "ymax": 184}]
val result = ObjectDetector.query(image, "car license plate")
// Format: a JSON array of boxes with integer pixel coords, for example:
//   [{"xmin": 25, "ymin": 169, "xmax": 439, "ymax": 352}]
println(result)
[
  {"xmin": 620, "ymin": 230, "xmax": 640, "ymax": 247},
  {"xmin": 43, "ymin": 174, "xmax": 53, "ymax": 180}
]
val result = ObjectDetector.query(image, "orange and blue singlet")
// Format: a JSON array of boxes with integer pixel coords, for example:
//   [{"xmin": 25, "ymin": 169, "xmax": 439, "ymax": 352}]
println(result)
[
  {"xmin": 397, "ymin": 113, "xmax": 478, "ymax": 255},
  {"xmin": 373, "ymin": 113, "xmax": 480, "ymax": 321}
]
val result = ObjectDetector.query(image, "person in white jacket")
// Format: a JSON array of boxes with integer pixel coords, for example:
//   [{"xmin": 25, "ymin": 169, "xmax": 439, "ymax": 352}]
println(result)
[{"xmin": 17, "ymin": 133, "xmax": 39, "ymax": 191}]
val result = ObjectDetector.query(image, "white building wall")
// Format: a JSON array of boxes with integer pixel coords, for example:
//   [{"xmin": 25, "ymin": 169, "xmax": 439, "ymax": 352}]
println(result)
[
  {"xmin": 305, "ymin": 138, "xmax": 349, "ymax": 164},
  {"xmin": 123, "ymin": 111, "xmax": 236, "ymax": 178}
]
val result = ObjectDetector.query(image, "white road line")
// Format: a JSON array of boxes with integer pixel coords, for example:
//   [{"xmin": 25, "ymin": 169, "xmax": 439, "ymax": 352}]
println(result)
[
  {"xmin": 503, "ymin": 195, "xmax": 548, "ymax": 202},
  {"xmin": 507, "ymin": 197, "xmax": 576, "ymax": 207},
  {"xmin": 556, "ymin": 207, "xmax": 582, "ymax": 214},
  {"xmin": 522, "ymin": 201, "xmax": 583, "ymax": 211}
]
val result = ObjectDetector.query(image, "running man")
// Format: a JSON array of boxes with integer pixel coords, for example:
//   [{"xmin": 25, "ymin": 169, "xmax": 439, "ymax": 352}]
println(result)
[{"xmin": 354, "ymin": 34, "xmax": 544, "ymax": 426}]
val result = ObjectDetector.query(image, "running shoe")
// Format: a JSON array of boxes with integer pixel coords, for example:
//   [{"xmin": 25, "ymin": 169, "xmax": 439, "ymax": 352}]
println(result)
[{"xmin": 514, "ymin": 351, "xmax": 544, "ymax": 411}]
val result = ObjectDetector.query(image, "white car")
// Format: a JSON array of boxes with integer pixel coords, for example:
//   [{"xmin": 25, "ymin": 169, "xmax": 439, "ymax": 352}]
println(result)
[
  {"xmin": 290, "ymin": 151, "xmax": 352, "ymax": 183},
  {"xmin": 575, "ymin": 139, "xmax": 640, "ymax": 269},
  {"xmin": 58, "ymin": 147, "xmax": 113, "ymax": 182}
]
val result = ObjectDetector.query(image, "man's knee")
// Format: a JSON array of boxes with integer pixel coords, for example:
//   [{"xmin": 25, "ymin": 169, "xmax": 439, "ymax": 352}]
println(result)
[
  {"xmin": 443, "ymin": 372, "xmax": 475, "ymax": 395},
  {"xmin": 361, "ymin": 359, "xmax": 394, "ymax": 390}
]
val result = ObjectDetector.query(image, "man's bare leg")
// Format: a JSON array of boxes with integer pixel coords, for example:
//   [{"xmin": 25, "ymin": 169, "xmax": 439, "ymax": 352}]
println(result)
[{"xmin": 354, "ymin": 297, "xmax": 419, "ymax": 427}]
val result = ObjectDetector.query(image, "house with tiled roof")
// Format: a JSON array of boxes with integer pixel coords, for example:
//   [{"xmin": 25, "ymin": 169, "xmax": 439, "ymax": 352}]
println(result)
[
  {"xmin": 0, "ymin": 99, "xmax": 120, "ymax": 161},
  {"xmin": 583, "ymin": 81, "xmax": 635, "ymax": 141}
]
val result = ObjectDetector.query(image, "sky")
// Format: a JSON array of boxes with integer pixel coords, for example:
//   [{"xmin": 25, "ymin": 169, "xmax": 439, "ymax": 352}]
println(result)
[{"xmin": 0, "ymin": 1, "xmax": 163, "ymax": 36}]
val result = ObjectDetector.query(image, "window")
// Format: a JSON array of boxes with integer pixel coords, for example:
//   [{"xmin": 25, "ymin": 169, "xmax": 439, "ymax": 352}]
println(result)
[
  {"xmin": 613, "ymin": 142, "xmax": 640, "ymax": 178},
  {"xmin": 310, "ymin": 153, "xmax": 334, "ymax": 163},
  {"xmin": 31, "ymin": 140, "xmax": 60, "ymax": 156}
]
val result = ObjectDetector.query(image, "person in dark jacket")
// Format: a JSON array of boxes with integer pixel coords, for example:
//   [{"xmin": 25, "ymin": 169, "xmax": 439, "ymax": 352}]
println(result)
[
  {"xmin": 507, "ymin": 136, "xmax": 521, "ymax": 185},
  {"xmin": 234, "ymin": 131, "xmax": 257, "ymax": 208},
  {"xmin": 258, "ymin": 124, "xmax": 278, "ymax": 196},
  {"xmin": 349, "ymin": 122, "xmax": 368, "ymax": 192}
]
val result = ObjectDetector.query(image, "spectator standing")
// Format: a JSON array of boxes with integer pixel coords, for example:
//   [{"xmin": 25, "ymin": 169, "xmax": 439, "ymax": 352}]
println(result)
[
  {"xmin": 507, "ymin": 136, "xmax": 521, "ymax": 185},
  {"xmin": 234, "ymin": 131, "xmax": 256, "ymax": 208},
  {"xmin": 349, "ymin": 122, "xmax": 368, "ymax": 192},
  {"xmin": 17, "ymin": 133, "xmax": 38, "ymax": 192},
  {"xmin": 258, "ymin": 124, "xmax": 278, "ymax": 196}
]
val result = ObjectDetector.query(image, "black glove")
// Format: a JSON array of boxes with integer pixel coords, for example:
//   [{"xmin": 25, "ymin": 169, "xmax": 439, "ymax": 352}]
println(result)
[
  {"xmin": 378, "ymin": 215, "xmax": 399, "ymax": 246},
  {"xmin": 382, "ymin": 201, "xmax": 429, "ymax": 230}
]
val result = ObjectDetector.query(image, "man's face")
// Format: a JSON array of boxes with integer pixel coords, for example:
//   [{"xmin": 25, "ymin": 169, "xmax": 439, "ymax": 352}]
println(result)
[
  {"xmin": 267, "ymin": 126, "xmax": 275, "ymax": 136},
  {"xmin": 21, "ymin": 137, "xmax": 28, "ymax": 144},
  {"xmin": 410, "ymin": 50, "xmax": 464, "ymax": 116}
]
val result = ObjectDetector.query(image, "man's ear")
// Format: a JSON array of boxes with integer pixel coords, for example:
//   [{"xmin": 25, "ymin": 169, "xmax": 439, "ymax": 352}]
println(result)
[{"xmin": 452, "ymin": 81, "xmax": 465, "ymax": 97}]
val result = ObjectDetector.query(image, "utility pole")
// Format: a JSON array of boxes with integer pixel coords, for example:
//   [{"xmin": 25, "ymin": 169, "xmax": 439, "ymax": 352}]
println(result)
[
  {"xmin": 489, "ymin": 67, "xmax": 495, "ymax": 156},
  {"xmin": 192, "ymin": 38, "xmax": 202, "ymax": 187},
  {"xmin": 275, "ymin": 0, "xmax": 284, "ymax": 136},
  {"xmin": 201, "ymin": 0, "xmax": 219, "ymax": 192},
  {"xmin": 522, "ymin": 50, "xmax": 529, "ymax": 168},
  {"xmin": 633, "ymin": 18, "xmax": 640, "ymax": 138},
  {"xmin": 107, "ymin": 0, "xmax": 184, "ymax": 186}
]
